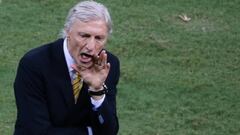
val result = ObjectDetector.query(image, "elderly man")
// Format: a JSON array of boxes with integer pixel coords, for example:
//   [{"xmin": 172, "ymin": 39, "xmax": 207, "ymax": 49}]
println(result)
[{"xmin": 14, "ymin": 1, "xmax": 119, "ymax": 135}]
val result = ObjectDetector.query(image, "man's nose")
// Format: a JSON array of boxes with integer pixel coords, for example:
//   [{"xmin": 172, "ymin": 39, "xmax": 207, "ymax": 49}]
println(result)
[{"xmin": 86, "ymin": 37, "xmax": 95, "ymax": 51}]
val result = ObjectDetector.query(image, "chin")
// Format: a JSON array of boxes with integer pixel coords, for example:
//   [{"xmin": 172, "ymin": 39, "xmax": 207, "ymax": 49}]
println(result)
[{"xmin": 78, "ymin": 61, "xmax": 94, "ymax": 69}]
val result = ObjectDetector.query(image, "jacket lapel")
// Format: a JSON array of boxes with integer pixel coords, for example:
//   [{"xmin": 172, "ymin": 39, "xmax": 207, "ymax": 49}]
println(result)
[{"xmin": 50, "ymin": 39, "xmax": 75, "ymax": 108}]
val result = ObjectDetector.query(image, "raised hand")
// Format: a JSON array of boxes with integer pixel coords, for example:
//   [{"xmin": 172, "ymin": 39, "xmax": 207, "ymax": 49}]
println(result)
[{"xmin": 72, "ymin": 50, "xmax": 110, "ymax": 90}]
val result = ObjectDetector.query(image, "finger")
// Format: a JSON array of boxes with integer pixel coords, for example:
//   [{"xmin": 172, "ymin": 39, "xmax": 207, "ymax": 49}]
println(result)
[
  {"xmin": 105, "ymin": 62, "xmax": 110, "ymax": 70},
  {"xmin": 98, "ymin": 50, "xmax": 105, "ymax": 65},
  {"xmin": 77, "ymin": 65, "xmax": 88, "ymax": 71},
  {"xmin": 104, "ymin": 62, "xmax": 111, "ymax": 75},
  {"xmin": 95, "ymin": 50, "xmax": 105, "ymax": 66},
  {"xmin": 95, "ymin": 59, "xmax": 106, "ymax": 71},
  {"xmin": 93, "ymin": 54, "xmax": 99, "ymax": 64},
  {"xmin": 71, "ymin": 64, "xmax": 80, "ymax": 72},
  {"xmin": 102, "ymin": 52, "xmax": 108, "ymax": 67},
  {"xmin": 72, "ymin": 64, "xmax": 88, "ymax": 72},
  {"xmin": 99, "ymin": 50, "xmax": 107, "ymax": 64}
]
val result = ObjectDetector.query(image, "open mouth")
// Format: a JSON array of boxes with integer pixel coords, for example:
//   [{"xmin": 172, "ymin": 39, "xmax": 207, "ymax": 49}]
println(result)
[
  {"xmin": 80, "ymin": 52, "xmax": 94, "ymax": 63},
  {"xmin": 80, "ymin": 52, "xmax": 93, "ymax": 58}
]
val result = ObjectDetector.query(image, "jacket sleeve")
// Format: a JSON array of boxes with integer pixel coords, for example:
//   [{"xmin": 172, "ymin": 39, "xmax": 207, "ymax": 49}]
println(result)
[
  {"xmin": 89, "ymin": 55, "xmax": 120, "ymax": 135},
  {"xmin": 14, "ymin": 57, "xmax": 87, "ymax": 135}
]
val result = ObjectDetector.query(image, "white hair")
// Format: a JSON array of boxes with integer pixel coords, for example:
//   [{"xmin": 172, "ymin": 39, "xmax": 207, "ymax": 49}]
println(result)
[{"xmin": 60, "ymin": 1, "xmax": 112, "ymax": 38}]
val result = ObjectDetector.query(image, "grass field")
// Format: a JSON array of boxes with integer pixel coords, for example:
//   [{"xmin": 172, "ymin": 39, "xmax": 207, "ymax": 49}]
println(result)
[{"xmin": 1, "ymin": 0, "xmax": 240, "ymax": 134}]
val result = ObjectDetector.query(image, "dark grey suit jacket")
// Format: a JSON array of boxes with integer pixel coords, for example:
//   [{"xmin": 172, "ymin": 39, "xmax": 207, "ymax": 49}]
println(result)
[{"xmin": 14, "ymin": 39, "xmax": 120, "ymax": 135}]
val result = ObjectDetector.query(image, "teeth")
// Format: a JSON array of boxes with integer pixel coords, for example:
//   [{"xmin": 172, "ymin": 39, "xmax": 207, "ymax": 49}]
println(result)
[
  {"xmin": 81, "ymin": 53, "xmax": 93, "ymax": 58},
  {"xmin": 82, "ymin": 55, "xmax": 89, "ymax": 59}
]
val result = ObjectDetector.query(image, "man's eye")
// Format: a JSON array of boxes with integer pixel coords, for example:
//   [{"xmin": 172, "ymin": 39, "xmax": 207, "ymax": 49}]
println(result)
[
  {"xmin": 82, "ymin": 35, "xmax": 90, "ymax": 38},
  {"xmin": 79, "ymin": 33, "xmax": 90, "ymax": 38},
  {"xmin": 95, "ymin": 36, "xmax": 104, "ymax": 41}
]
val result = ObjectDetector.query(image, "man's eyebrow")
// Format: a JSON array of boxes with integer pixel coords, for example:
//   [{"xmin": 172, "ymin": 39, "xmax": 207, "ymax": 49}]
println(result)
[
  {"xmin": 78, "ymin": 32, "xmax": 91, "ymax": 36},
  {"xmin": 78, "ymin": 32, "xmax": 88, "ymax": 35}
]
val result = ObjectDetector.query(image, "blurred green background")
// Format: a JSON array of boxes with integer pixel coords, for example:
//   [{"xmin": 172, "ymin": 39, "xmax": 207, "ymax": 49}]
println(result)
[{"xmin": 0, "ymin": 0, "xmax": 240, "ymax": 134}]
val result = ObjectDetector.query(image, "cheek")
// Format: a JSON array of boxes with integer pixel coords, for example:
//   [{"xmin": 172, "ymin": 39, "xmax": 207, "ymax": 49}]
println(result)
[
  {"xmin": 96, "ymin": 45, "xmax": 104, "ymax": 52},
  {"xmin": 72, "ymin": 39, "xmax": 84, "ymax": 52},
  {"xmin": 68, "ymin": 42, "xmax": 80, "ymax": 57}
]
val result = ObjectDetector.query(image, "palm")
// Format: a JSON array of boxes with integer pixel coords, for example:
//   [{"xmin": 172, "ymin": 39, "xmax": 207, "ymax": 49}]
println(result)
[
  {"xmin": 72, "ymin": 51, "xmax": 110, "ymax": 90},
  {"xmin": 82, "ymin": 64, "xmax": 110, "ymax": 89}
]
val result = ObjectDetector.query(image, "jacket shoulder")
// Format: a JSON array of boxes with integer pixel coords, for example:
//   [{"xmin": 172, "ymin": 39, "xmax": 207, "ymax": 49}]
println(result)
[
  {"xmin": 23, "ymin": 39, "xmax": 63, "ymax": 59},
  {"xmin": 106, "ymin": 50, "xmax": 120, "ymax": 85},
  {"xmin": 106, "ymin": 51, "xmax": 119, "ymax": 65},
  {"xmin": 20, "ymin": 39, "xmax": 63, "ymax": 65}
]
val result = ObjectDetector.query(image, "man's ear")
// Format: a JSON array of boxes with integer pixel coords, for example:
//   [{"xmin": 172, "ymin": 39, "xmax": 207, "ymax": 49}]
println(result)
[{"xmin": 65, "ymin": 28, "xmax": 70, "ymax": 39}]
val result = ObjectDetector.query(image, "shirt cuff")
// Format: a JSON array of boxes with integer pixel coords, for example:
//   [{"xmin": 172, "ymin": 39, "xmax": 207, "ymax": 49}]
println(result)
[{"xmin": 90, "ymin": 94, "xmax": 105, "ymax": 109}]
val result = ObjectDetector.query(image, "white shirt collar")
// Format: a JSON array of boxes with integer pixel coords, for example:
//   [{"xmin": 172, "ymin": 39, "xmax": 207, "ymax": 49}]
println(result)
[{"xmin": 63, "ymin": 38, "xmax": 75, "ymax": 74}]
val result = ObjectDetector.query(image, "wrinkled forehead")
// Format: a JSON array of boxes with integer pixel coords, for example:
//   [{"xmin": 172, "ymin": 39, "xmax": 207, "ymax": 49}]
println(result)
[
  {"xmin": 70, "ymin": 18, "xmax": 108, "ymax": 30},
  {"xmin": 68, "ymin": 19, "xmax": 109, "ymax": 37}
]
